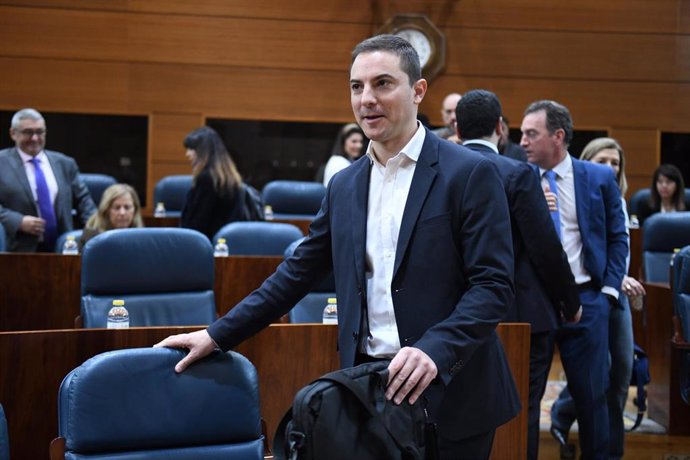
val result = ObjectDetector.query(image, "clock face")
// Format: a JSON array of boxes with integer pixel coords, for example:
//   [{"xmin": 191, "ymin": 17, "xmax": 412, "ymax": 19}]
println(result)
[{"xmin": 395, "ymin": 29, "xmax": 432, "ymax": 68}]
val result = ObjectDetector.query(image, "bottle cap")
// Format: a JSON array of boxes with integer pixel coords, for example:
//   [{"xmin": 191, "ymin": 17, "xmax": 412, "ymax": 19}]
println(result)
[
  {"xmin": 265, "ymin": 205, "xmax": 273, "ymax": 210},
  {"xmin": 218, "ymin": 238, "xmax": 226, "ymax": 244},
  {"xmin": 112, "ymin": 299, "xmax": 125, "ymax": 306},
  {"xmin": 66, "ymin": 235, "xmax": 75, "ymax": 240},
  {"xmin": 674, "ymin": 248, "xmax": 681, "ymax": 253},
  {"xmin": 327, "ymin": 297, "xmax": 337, "ymax": 304}
]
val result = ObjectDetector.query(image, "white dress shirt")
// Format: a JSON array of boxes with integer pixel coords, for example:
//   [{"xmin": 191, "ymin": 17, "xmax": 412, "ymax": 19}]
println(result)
[
  {"xmin": 363, "ymin": 123, "xmax": 425, "ymax": 357},
  {"xmin": 540, "ymin": 154, "xmax": 591, "ymax": 285},
  {"xmin": 18, "ymin": 149, "xmax": 59, "ymax": 209}
]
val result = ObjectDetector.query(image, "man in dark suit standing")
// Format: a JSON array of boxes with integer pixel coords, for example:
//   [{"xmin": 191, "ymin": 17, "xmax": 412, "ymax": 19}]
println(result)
[
  {"xmin": 158, "ymin": 35, "xmax": 519, "ymax": 459},
  {"xmin": 0, "ymin": 108, "xmax": 96, "ymax": 252},
  {"xmin": 455, "ymin": 89, "xmax": 581, "ymax": 460},
  {"xmin": 520, "ymin": 100, "xmax": 628, "ymax": 460}
]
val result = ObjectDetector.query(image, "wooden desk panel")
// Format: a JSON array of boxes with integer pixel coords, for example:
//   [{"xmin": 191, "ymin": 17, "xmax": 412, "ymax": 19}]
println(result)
[
  {"xmin": 0, "ymin": 323, "xmax": 528, "ymax": 459},
  {"xmin": 0, "ymin": 253, "xmax": 81, "ymax": 331},
  {"xmin": 0, "ymin": 254, "xmax": 281, "ymax": 331}
]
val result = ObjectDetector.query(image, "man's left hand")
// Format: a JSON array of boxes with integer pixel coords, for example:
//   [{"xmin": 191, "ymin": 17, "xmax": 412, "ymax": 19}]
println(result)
[{"xmin": 386, "ymin": 347, "xmax": 438, "ymax": 405}]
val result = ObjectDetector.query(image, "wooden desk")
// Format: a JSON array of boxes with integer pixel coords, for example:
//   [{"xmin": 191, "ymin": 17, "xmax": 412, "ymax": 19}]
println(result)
[
  {"xmin": 0, "ymin": 323, "xmax": 528, "ymax": 459},
  {"xmin": 629, "ymin": 227, "xmax": 642, "ymax": 280},
  {"xmin": 0, "ymin": 253, "xmax": 282, "ymax": 331}
]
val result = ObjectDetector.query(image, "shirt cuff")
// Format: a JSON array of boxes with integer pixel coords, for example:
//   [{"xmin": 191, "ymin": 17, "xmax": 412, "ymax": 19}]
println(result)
[{"xmin": 601, "ymin": 286, "xmax": 619, "ymax": 299}]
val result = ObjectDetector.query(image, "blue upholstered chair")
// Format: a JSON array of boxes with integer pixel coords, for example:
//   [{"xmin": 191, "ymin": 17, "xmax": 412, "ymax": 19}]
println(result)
[
  {"xmin": 672, "ymin": 246, "xmax": 690, "ymax": 405},
  {"xmin": 284, "ymin": 238, "xmax": 336, "ymax": 323},
  {"xmin": 0, "ymin": 226, "xmax": 6, "ymax": 253},
  {"xmin": 629, "ymin": 188, "xmax": 690, "ymax": 226},
  {"xmin": 261, "ymin": 180, "xmax": 325, "ymax": 219},
  {"xmin": 55, "ymin": 229, "xmax": 84, "ymax": 253},
  {"xmin": 51, "ymin": 348, "xmax": 263, "ymax": 460},
  {"xmin": 642, "ymin": 212, "xmax": 690, "ymax": 283},
  {"xmin": 213, "ymin": 221, "xmax": 303, "ymax": 256},
  {"xmin": 80, "ymin": 228, "xmax": 216, "ymax": 327},
  {"xmin": 78, "ymin": 173, "xmax": 117, "ymax": 205},
  {"xmin": 152, "ymin": 175, "xmax": 193, "ymax": 217},
  {"xmin": 0, "ymin": 403, "xmax": 9, "ymax": 460}
]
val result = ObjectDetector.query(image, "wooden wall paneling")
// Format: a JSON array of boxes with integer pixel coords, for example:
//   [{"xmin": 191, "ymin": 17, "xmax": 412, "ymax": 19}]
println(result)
[
  {"xmin": 147, "ymin": 112, "xmax": 204, "ymax": 209},
  {"xmin": 214, "ymin": 256, "xmax": 283, "ymax": 316},
  {"xmin": 2, "ymin": 6, "xmax": 688, "ymax": 83},
  {"xmin": 608, "ymin": 128, "xmax": 660, "ymax": 198},
  {"xmin": 3, "ymin": 0, "xmax": 688, "ymax": 34}
]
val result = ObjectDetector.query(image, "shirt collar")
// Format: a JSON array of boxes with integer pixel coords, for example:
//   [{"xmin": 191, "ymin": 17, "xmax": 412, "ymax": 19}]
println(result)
[
  {"xmin": 17, "ymin": 148, "xmax": 46, "ymax": 164},
  {"xmin": 463, "ymin": 139, "xmax": 499, "ymax": 154},
  {"xmin": 366, "ymin": 122, "xmax": 426, "ymax": 166},
  {"xmin": 539, "ymin": 152, "xmax": 572, "ymax": 178}
]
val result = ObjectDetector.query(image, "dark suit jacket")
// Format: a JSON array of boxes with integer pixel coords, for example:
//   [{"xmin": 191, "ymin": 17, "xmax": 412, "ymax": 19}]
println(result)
[
  {"xmin": 180, "ymin": 170, "xmax": 243, "ymax": 241},
  {"xmin": 500, "ymin": 140, "xmax": 527, "ymax": 162},
  {"xmin": 465, "ymin": 142, "xmax": 579, "ymax": 332},
  {"xmin": 0, "ymin": 147, "xmax": 96, "ymax": 252},
  {"xmin": 208, "ymin": 129, "xmax": 520, "ymax": 439}
]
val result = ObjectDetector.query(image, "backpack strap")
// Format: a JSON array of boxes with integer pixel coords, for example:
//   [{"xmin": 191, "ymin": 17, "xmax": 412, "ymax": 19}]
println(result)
[{"xmin": 272, "ymin": 408, "xmax": 299, "ymax": 460}]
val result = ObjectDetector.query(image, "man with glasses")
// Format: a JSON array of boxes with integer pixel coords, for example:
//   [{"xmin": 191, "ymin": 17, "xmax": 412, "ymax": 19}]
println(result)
[{"xmin": 0, "ymin": 108, "xmax": 96, "ymax": 252}]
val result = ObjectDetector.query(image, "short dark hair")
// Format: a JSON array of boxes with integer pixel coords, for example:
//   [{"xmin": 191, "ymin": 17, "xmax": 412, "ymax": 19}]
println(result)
[
  {"xmin": 351, "ymin": 34, "xmax": 421, "ymax": 86},
  {"xmin": 524, "ymin": 100, "xmax": 573, "ymax": 147},
  {"xmin": 455, "ymin": 89, "xmax": 502, "ymax": 141}
]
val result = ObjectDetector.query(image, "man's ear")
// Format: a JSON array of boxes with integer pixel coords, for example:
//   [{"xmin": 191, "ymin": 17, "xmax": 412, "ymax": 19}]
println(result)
[
  {"xmin": 413, "ymin": 79, "xmax": 427, "ymax": 104},
  {"xmin": 495, "ymin": 118, "xmax": 504, "ymax": 137}
]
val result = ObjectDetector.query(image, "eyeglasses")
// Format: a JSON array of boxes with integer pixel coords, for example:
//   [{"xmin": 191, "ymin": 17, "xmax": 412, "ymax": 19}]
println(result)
[{"xmin": 16, "ymin": 129, "xmax": 47, "ymax": 137}]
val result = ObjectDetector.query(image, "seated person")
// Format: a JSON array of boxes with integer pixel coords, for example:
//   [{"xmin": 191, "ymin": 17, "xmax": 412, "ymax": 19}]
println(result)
[
  {"xmin": 321, "ymin": 123, "xmax": 364, "ymax": 186},
  {"xmin": 80, "ymin": 183, "xmax": 143, "ymax": 249},
  {"xmin": 638, "ymin": 163, "xmax": 686, "ymax": 222}
]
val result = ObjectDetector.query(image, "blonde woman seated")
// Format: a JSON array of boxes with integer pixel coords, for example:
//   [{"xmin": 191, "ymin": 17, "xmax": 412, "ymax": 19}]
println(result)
[{"xmin": 80, "ymin": 183, "xmax": 143, "ymax": 249}]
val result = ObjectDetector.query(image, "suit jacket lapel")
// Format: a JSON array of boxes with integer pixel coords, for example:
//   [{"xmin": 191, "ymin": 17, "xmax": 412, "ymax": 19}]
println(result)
[
  {"xmin": 351, "ymin": 158, "xmax": 371, "ymax": 282},
  {"xmin": 393, "ymin": 133, "xmax": 438, "ymax": 278},
  {"xmin": 572, "ymin": 158, "xmax": 590, "ymax": 238},
  {"xmin": 8, "ymin": 148, "xmax": 37, "ymax": 208}
]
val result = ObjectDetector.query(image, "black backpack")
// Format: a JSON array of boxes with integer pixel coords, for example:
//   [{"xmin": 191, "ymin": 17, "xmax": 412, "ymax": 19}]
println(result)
[
  {"xmin": 273, "ymin": 361, "xmax": 437, "ymax": 460},
  {"xmin": 240, "ymin": 184, "xmax": 265, "ymax": 221}
]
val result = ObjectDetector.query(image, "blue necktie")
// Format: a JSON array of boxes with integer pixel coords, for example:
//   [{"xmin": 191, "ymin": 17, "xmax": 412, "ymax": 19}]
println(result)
[
  {"xmin": 544, "ymin": 170, "xmax": 561, "ymax": 239},
  {"xmin": 29, "ymin": 157, "xmax": 58, "ymax": 245}
]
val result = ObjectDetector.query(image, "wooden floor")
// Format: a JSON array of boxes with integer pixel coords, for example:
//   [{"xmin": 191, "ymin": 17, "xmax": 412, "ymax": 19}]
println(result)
[{"xmin": 538, "ymin": 352, "xmax": 690, "ymax": 459}]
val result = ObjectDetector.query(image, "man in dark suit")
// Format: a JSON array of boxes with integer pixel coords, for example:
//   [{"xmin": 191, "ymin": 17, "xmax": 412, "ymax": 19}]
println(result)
[
  {"xmin": 520, "ymin": 100, "xmax": 628, "ymax": 460},
  {"xmin": 157, "ymin": 35, "xmax": 519, "ymax": 459},
  {"xmin": 498, "ymin": 116, "xmax": 528, "ymax": 161},
  {"xmin": 0, "ymin": 108, "xmax": 96, "ymax": 252},
  {"xmin": 455, "ymin": 89, "xmax": 581, "ymax": 460}
]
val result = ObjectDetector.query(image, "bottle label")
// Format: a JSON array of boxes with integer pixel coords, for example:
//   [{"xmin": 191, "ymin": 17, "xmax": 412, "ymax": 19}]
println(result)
[
  {"xmin": 322, "ymin": 318, "xmax": 338, "ymax": 325},
  {"xmin": 107, "ymin": 321, "xmax": 129, "ymax": 329}
]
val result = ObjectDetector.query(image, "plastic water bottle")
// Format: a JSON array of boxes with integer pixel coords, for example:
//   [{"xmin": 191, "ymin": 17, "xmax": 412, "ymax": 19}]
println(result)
[
  {"xmin": 154, "ymin": 202, "xmax": 167, "ymax": 218},
  {"xmin": 62, "ymin": 235, "xmax": 79, "ymax": 255},
  {"xmin": 264, "ymin": 205, "xmax": 274, "ymax": 221},
  {"xmin": 107, "ymin": 299, "xmax": 129, "ymax": 329},
  {"xmin": 322, "ymin": 297, "xmax": 338, "ymax": 324},
  {"xmin": 214, "ymin": 238, "xmax": 229, "ymax": 257}
]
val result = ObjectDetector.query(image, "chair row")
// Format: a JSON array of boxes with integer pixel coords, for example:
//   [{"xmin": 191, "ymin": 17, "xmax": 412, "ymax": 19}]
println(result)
[
  {"xmin": 641, "ymin": 211, "xmax": 690, "ymax": 283},
  {"xmin": 153, "ymin": 176, "xmax": 326, "ymax": 219},
  {"xmin": 65, "ymin": 227, "xmax": 331, "ymax": 328}
]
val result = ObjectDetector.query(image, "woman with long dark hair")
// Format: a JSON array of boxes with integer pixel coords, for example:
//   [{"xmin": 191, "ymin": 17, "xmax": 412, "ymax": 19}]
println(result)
[
  {"xmin": 180, "ymin": 126, "xmax": 245, "ymax": 240},
  {"xmin": 322, "ymin": 123, "xmax": 364, "ymax": 186}
]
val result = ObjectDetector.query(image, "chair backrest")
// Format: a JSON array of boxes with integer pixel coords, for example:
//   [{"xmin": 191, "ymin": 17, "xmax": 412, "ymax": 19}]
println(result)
[
  {"xmin": 629, "ymin": 188, "xmax": 690, "ymax": 225},
  {"xmin": 80, "ymin": 228, "xmax": 216, "ymax": 327},
  {"xmin": 642, "ymin": 212, "xmax": 690, "ymax": 283},
  {"xmin": 673, "ymin": 245, "xmax": 690, "ymax": 342},
  {"xmin": 283, "ymin": 237, "xmax": 336, "ymax": 323},
  {"xmin": 0, "ymin": 226, "xmax": 5, "ymax": 253},
  {"xmin": 0, "ymin": 403, "xmax": 9, "ymax": 460},
  {"xmin": 152, "ymin": 175, "xmax": 193, "ymax": 217},
  {"xmin": 213, "ymin": 221, "xmax": 303, "ymax": 256},
  {"xmin": 261, "ymin": 180, "xmax": 325, "ymax": 219},
  {"xmin": 78, "ymin": 174, "xmax": 117, "ymax": 205},
  {"xmin": 54, "ymin": 348, "xmax": 263, "ymax": 460},
  {"xmin": 55, "ymin": 230, "xmax": 84, "ymax": 253}
]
